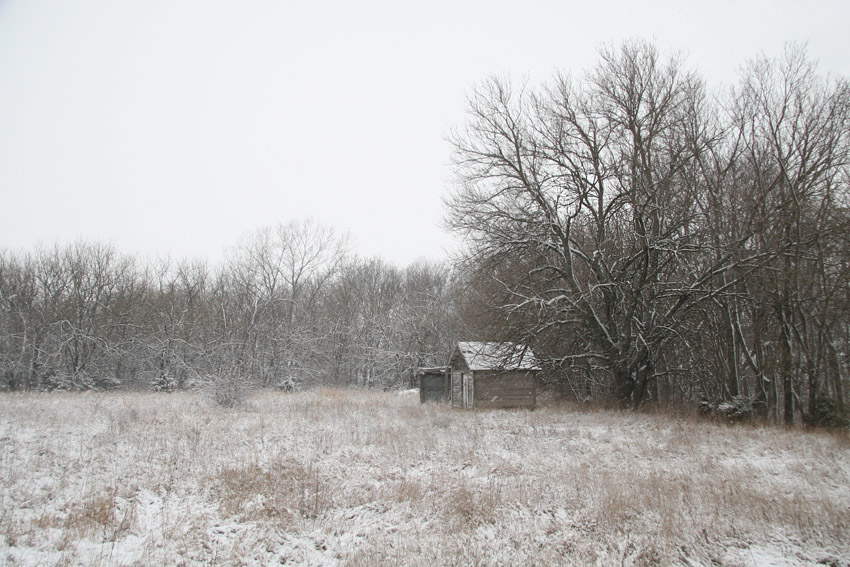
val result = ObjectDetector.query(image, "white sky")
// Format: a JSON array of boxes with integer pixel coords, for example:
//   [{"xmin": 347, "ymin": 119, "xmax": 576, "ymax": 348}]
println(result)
[{"xmin": 1, "ymin": 1, "xmax": 848, "ymax": 267}]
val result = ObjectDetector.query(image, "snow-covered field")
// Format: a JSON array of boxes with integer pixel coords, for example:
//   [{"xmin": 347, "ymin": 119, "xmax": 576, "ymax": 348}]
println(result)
[{"xmin": 1, "ymin": 390, "xmax": 848, "ymax": 566}]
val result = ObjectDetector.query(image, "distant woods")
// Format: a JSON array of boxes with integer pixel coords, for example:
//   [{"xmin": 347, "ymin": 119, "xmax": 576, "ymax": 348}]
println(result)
[
  {"xmin": 446, "ymin": 41, "xmax": 850, "ymax": 425},
  {"xmin": 0, "ymin": 220, "xmax": 462, "ymax": 393},
  {"xmin": 2, "ymin": 41, "xmax": 849, "ymax": 427}
]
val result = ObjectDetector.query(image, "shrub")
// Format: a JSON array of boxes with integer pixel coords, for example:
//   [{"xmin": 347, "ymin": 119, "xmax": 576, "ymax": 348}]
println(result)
[
  {"xmin": 717, "ymin": 396, "xmax": 753, "ymax": 419},
  {"xmin": 804, "ymin": 397, "xmax": 850, "ymax": 429},
  {"xmin": 197, "ymin": 372, "xmax": 255, "ymax": 407},
  {"xmin": 151, "ymin": 373, "xmax": 177, "ymax": 393},
  {"xmin": 276, "ymin": 374, "xmax": 301, "ymax": 392}
]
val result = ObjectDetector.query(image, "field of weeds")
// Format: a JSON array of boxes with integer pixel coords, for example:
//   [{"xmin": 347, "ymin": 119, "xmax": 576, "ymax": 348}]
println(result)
[{"xmin": 0, "ymin": 390, "xmax": 848, "ymax": 566}]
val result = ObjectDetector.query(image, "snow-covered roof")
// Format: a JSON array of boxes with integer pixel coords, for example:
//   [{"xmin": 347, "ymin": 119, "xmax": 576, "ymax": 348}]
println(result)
[
  {"xmin": 453, "ymin": 341, "xmax": 541, "ymax": 371},
  {"xmin": 416, "ymin": 366, "xmax": 449, "ymax": 375}
]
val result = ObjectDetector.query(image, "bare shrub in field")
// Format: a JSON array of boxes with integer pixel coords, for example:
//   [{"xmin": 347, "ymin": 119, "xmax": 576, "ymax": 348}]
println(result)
[
  {"xmin": 196, "ymin": 372, "xmax": 255, "ymax": 407},
  {"xmin": 1, "ymin": 391, "xmax": 848, "ymax": 566}
]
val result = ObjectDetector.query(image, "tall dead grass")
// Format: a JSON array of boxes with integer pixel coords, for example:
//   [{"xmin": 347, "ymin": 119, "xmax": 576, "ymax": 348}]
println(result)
[{"xmin": 0, "ymin": 390, "xmax": 848, "ymax": 566}]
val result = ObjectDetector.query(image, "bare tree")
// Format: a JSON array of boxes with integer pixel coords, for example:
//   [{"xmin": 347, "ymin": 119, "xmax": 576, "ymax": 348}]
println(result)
[
  {"xmin": 729, "ymin": 46, "xmax": 850, "ymax": 423},
  {"xmin": 222, "ymin": 219, "xmax": 350, "ymax": 389},
  {"xmin": 0, "ymin": 252, "xmax": 41, "ymax": 390},
  {"xmin": 447, "ymin": 41, "xmax": 732, "ymax": 406}
]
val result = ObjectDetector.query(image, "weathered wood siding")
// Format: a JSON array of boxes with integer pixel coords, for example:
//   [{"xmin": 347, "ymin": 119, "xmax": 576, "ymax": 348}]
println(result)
[
  {"xmin": 472, "ymin": 371, "xmax": 536, "ymax": 409},
  {"xmin": 451, "ymin": 369, "xmax": 463, "ymax": 408},
  {"xmin": 450, "ymin": 355, "xmax": 470, "ymax": 408}
]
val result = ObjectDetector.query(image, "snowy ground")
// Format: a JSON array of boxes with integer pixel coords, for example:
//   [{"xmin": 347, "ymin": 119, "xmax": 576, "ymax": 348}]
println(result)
[{"xmin": 0, "ymin": 390, "xmax": 848, "ymax": 566}]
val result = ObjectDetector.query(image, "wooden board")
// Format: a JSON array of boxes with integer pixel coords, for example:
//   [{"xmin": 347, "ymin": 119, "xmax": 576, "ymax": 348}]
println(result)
[{"xmin": 473, "ymin": 372, "xmax": 536, "ymax": 409}]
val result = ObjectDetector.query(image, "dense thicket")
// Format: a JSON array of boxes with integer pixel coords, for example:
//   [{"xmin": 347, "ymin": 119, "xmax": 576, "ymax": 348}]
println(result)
[
  {"xmin": 0, "ymin": 220, "xmax": 462, "ymax": 392},
  {"xmin": 446, "ymin": 41, "xmax": 850, "ymax": 424}
]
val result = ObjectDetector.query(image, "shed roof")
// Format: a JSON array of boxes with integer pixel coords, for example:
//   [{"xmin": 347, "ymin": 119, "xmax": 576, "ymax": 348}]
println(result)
[
  {"xmin": 454, "ymin": 341, "xmax": 541, "ymax": 371},
  {"xmin": 416, "ymin": 366, "xmax": 449, "ymax": 375}
]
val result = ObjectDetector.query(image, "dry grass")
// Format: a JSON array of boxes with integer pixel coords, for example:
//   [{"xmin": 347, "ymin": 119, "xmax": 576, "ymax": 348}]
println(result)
[
  {"xmin": 213, "ymin": 460, "xmax": 329, "ymax": 523},
  {"xmin": 0, "ymin": 390, "xmax": 848, "ymax": 566}
]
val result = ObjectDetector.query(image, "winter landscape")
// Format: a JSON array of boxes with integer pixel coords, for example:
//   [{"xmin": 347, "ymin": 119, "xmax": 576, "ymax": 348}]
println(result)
[
  {"xmin": 1, "ymin": 390, "xmax": 848, "ymax": 566},
  {"xmin": 3, "ymin": 3, "xmax": 850, "ymax": 566}
]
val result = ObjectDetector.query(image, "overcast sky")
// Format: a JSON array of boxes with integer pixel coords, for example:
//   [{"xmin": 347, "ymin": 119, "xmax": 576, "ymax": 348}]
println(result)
[{"xmin": 1, "ymin": 1, "xmax": 848, "ymax": 267}]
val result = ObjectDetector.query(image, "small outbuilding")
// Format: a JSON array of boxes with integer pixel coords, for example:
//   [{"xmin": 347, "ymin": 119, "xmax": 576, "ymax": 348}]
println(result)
[
  {"xmin": 449, "ymin": 341, "xmax": 541, "ymax": 410},
  {"xmin": 417, "ymin": 366, "xmax": 450, "ymax": 403}
]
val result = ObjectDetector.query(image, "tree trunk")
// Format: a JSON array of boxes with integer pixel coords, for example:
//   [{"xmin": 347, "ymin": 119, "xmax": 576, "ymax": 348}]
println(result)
[
  {"xmin": 780, "ymin": 308, "xmax": 794, "ymax": 425},
  {"xmin": 827, "ymin": 338, "xmax": 845, "ymax": 414},
  {"xmin": 612, "ymin": 362, "xmax": 635, "ymax": 408}
]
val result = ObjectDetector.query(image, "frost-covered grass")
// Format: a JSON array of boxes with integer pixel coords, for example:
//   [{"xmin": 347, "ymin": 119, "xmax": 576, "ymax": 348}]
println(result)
[{"xmin": 1, "ymin": 390, "xmax": 848, "ymax": 566}]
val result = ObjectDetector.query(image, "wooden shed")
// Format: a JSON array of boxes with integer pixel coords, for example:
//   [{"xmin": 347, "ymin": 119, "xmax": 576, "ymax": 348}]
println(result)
[
  {"xmin": 449, "ymin": 342, "xmax": 541, "ymax": 410},
  {"xmin": 417, "ymin": 366, "xmax": 450, "ymax": 403}
]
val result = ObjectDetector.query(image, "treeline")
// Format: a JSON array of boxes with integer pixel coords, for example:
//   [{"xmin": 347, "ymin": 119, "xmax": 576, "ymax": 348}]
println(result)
[
  {"xmin": 4, "ymin": 41, "xmax": 849, "ymax": 426},
  {"xmin": 445, "ymin": 41, "xmax": 850, "ymax": 425},
  {"xmin": 0, "ymin": 220, "xmax": 462, "ymax": 392}
]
